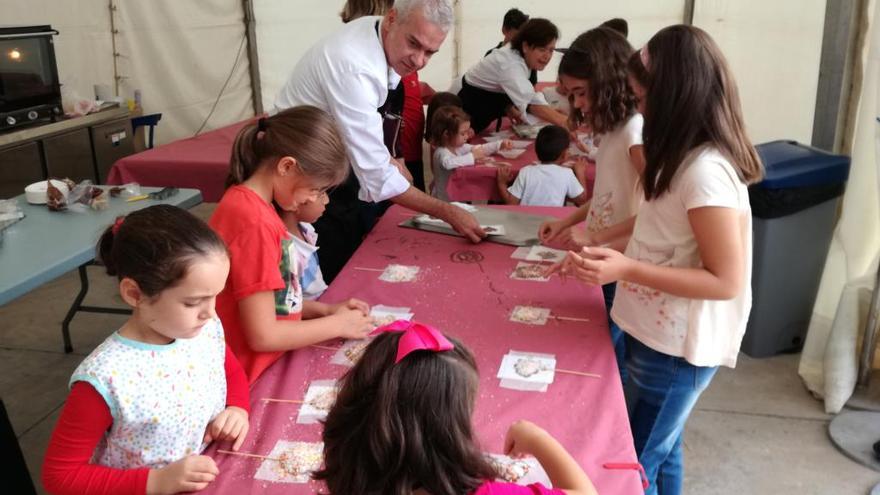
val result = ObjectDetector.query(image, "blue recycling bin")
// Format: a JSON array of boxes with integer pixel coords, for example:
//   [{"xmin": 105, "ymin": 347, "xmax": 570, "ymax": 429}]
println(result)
[{"xmin": 742, "ymin": 140, "xmax": 851, "ymax": 357}]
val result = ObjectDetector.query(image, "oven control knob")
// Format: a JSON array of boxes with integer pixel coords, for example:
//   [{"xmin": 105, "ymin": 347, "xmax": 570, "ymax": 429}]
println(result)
[
  {"xmin": 27, "ymin": 111, "xmax": 38, "ymax": 120},
  {"xmin": 5, "ymin": 116, "xmax": 16, "ymax": 126}
]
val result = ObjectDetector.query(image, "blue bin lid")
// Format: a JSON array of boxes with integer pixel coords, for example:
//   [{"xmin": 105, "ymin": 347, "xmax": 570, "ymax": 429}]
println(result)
[{"xmin": 754, "ymin": 140, "xmax": 850, "ymax": 189}]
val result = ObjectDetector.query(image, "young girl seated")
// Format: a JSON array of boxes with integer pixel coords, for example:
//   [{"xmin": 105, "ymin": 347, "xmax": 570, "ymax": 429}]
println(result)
[
  {"xmin": 429, "ymin": 106, "xmax": 512, "ymax": 201},
  {"xmin": 42, "ymin": 205, "xmax": 250, "ymax": 495},
  {"xmin": 210, "ymin": 106, "xmax": 373, "ymax": 383},
  {"xmin": 425, "ymin": 91, "xmax": 465, "ymax": 139},
  {"xmin": 315, "ymin": 320, "xmax": 597, "ymax": 495},
  {"xmin": 279, "ymin": 192, "xmax": 329, "ymax": 301},
  {"xmin": 497, "ymin": 125, "xmax": 588, "ymax": 207}
]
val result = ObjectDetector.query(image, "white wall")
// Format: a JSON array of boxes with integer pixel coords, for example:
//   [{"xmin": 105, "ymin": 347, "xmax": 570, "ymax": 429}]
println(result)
[
  {"xmin": 255, "ymin": 0, "xmax": 343, "ymax": 112},
  {"xmin": 693, "ymin": 0, "xmax": 827, "ymax": 144}
]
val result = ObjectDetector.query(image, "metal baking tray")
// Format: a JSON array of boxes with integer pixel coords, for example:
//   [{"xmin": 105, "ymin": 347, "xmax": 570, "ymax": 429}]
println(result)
[{"xmin": 398, "ymin": 206, "xmax": 554, "ymax": 247}]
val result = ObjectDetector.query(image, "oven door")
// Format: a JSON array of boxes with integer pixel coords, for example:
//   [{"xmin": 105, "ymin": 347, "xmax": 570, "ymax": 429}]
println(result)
[{"xmin": 0, "ymin": 29, "xmax": 61, "ymax": 114}]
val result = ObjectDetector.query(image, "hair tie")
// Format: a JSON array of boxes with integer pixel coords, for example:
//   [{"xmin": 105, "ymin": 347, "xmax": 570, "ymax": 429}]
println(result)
[
  {"xmin": 111, "ymin": 216, "xmax": 125, "ymax": 235},
  {"xmin": 639, "ymin": 45, "xmax": 651, "ymax": 72},
  {"xmin": 257, "ymin": 117, "xmax": 268, "ymax": 133},
  {"xmin": 370, "ymin": 320, "xmax": 454, "ymax": 363}
]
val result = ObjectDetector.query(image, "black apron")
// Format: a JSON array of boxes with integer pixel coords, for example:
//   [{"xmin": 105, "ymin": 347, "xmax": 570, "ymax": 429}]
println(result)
[
  {"xmin": 458, "ymin": 75, "xmax": 515, "ymax": 134},
  {"xmin": 312, "ymin": 21, "xmax": 400, "ymax": 282}
]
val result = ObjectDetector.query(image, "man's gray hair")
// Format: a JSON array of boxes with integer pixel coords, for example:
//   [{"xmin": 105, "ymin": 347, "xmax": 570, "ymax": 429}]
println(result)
[{"xmin": 394, "ymin": 0, "xmax": 454, "ymax": 32}]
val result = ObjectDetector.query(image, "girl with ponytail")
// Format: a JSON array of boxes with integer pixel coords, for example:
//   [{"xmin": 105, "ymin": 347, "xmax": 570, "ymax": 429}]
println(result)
[{"xmin": 209, "ymin": 106, "xmax": 373, "ymax": 383}]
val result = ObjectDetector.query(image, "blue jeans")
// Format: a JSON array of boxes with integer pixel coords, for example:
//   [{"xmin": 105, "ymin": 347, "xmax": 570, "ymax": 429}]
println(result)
[
  {"xmin": 601, "ymin": 283, "xmax": 627, "ymax": 384},
  {"xmin": 625, "ymin": 336, "xmax": 718, "ymax": 495}
]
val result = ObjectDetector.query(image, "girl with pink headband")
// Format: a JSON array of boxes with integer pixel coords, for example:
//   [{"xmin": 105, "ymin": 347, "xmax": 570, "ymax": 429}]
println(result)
[{"xmin": 315, "ymin": 320, "xmax": 598, "ymax": 495}]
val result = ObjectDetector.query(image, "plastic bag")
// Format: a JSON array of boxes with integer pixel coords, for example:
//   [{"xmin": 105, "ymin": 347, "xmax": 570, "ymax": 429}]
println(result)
[
  {"xmin": 67, "ymin": 180, "xmax": 109, "ymax": 211},
  {"xmin": 108, "ymin": 182, "xmax": 141, "ymax": 198},
  {"xmin": 0, "ymin": 199, "xmax": 25, "ymax": 247}
]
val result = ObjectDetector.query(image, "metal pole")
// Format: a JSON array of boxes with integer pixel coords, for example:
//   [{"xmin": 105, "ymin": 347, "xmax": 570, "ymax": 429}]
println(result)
[
  {"xmin": 241, "ymin": 0, "xmax": 263, "ymax": 115},
  {"xmin": 453, "ymin": 0, "xmax": 462, "ymax": 79},
  {"xmin": 109, "ymin": 1, "xmax": 120, "ymax": 96},
  {"xmin": 683, "ymin": 0, "xmax": 696, "ymax": 25},
  {"xmin": 857, "ymin": 261, "xmax": 880, "ymax": 387},
  {"xmin": 811, "ymin": 0, "xmax": 859, "ymax": 153}
]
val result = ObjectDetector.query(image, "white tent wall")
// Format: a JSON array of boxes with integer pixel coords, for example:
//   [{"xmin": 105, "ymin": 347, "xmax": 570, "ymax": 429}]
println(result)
[
  {"xmin": 254, "ymin": 0, "xmax": 351, "ymax": 113},
  {"xmin": 112, "ymin": 1, "xmax": 253, "ymax": 145},
  {"xmin": 692, "ymin": 0, "xmax": 826, "ymax": 144},
  {"xmin": 1, "ymin": 0, "xmax": 116, "ymax": 106},
  {"xmin": 0, "ymin": 1, "xmax": 833, "ymax": 148}
]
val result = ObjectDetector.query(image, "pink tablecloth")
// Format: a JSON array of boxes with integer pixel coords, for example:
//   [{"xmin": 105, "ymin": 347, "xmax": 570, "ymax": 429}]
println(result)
[
  {"xmin": 200, "ymin": 205, "xmax": 642, "ymax": 495},
  {"xmin": 444, "ymin": 125, "xmax": 596, "ymax": 203},
  {"xmin": 107, "ymin": 119, "xmax": 253, "ymax": 202}
]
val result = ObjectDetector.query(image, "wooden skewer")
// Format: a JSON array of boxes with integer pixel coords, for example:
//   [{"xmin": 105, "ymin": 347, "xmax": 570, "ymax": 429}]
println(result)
[
  {"xmin": 261, "ymin": 398, "xmax": 304, "ymax": 404},
  {"xmin": 217, "ymin": 449, "xmax": 279, "ymax": 461},
  {"xmin": 310, "ymin": 344, "xmax": 339, "ymax": 351},
  {"xmin": 551, "ymin": 315, "xmax": 591, "ymax": 323},
  {"xmin": 353, "ymin": 267, "xmax": 384, "ymax": 272},
  {"xmin": 555, "ymin": 368, "xmax": 602, "ymax": 379}
]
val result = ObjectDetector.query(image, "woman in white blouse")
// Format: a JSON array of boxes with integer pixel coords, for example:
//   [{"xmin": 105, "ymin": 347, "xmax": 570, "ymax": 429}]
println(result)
[{"xmin": 457, "ymin": 18, "xmax": 569, "ymax": 133}]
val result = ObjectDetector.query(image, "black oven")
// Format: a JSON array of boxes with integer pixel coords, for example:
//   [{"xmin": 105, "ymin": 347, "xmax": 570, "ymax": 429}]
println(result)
[{"xmin": 0, "ymin": 25, "xmax": 62, "ymax": 130}]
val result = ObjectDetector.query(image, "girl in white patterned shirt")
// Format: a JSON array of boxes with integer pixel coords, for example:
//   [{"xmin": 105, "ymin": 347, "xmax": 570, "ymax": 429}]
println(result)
[
  {"xmin": 552, "ymin": 26, "xmax": 763, "ymax": 495},
  {"xmin": 43, "ymin": 205, "xmax": 251, "ymax": 495}
]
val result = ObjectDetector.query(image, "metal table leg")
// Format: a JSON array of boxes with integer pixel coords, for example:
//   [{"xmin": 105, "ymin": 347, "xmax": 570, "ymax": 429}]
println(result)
[{"xmin": 60, "ymin": 263, "xmax": 131, "ymax": 353}]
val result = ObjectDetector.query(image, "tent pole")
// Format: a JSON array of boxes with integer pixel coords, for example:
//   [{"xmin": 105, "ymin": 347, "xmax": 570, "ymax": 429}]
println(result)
[
  {"xmin": 109, "ymin": 1, "xmax": 120, "ymax": 96},
  {"xmin": 242, "ymin": 0, "xmax": 263, "ymax": 115},
  {"xmin": 812, "ymin": 0, "xmax": 862, "ymax": 153},
  {"xmin": 683, "ymin": 0, "xmax": 695, "ymax": 25}
]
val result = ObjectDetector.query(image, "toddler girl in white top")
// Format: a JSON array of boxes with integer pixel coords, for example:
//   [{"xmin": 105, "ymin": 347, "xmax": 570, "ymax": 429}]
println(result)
[{"xmin": 428, "ymin": 105, "xmax": 511, "ymax": 201}]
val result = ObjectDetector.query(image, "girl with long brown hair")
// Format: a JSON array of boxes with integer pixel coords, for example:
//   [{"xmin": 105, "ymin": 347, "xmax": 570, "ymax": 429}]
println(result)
[
  {"xmin": 552, "ymin": 25, "xmax": 762, "ymax": 495},
  {"xmin": 538, "ymin": 26, "xmax": 646, "ymax": 381}
]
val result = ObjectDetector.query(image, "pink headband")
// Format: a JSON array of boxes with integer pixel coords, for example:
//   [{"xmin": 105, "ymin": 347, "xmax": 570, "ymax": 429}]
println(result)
[
  {"xmin": 639, "ymin": 45, "xmax": 650, "ymax": 72},
  {"xmin": 370, "ymin": 320, "xmax": 454, "ymax": 363},
  {"xmin": 111, "ymin": 216, "xmax": 125, "ymax": 235}
]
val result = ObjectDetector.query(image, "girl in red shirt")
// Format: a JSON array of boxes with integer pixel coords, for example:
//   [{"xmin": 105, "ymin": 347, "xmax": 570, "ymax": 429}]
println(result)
[{"xmin": 209, "ymin": 106, "xmax": 373, "ymax": 383}]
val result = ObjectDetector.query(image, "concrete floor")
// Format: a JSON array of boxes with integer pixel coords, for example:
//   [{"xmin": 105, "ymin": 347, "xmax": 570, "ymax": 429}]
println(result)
[{"xmin": 2, "ymin": 204, "xmax": 878, "ymax": 494}]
